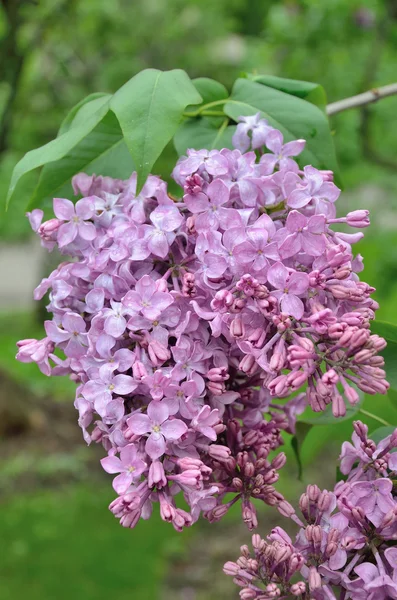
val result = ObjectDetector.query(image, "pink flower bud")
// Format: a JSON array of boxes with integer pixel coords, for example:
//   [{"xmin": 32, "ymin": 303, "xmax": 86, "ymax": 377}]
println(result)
[
  {"xmin": 148, "ymin": 340, "xmax": 170, "ymax": 366},
  {"xmin": 346, "ymin": 210, "xmax": 370, "ymax": 228},
  {"xmin": 308, "ymin": 567, "xmax": 321, "ymax": 591},
  {"xmin": 291, "ymin": 582, "xmax": 306, "ymax": 596},
  {"xmin": 271, "ymin": 452, "xmax": 287, "ymax": 470},
  {"xmin": 211, "ymin": 289, "xmax": 234, "ymax": 312},
  {"xmin": 148, "ymin": 460, "xmax": 167, "ymax": 488},
  {"xmin": 332, "ymin": 393, "xmax": 346, "ymax": 417},
  {"xmin": 132, "ymin": 360, "xmax": 147, "ymax": 380},
  {"xmin": 207, "ymin": 366, "xmax": 229, "ymax": 382},
  {"xmin": 208, "ymin": 445, "xmax": 231, "ymax": 461},
  {"xmin": 248, "ymin": 328, "xmax": 267, "ymax": 348},
  {"xmin": 230, "ymin": 316, "xmax": 245, "ymax": 339},
  {"xmin": 207, "ymin": 380, "xmax": 226, "ymax": 395},
  {"xmin": 239, "ymin": 354, "xmax": 257, "ymax": 375},
  {"xmin": 223, "ymin": 561, "xmax": 240, "ymax": 576}
]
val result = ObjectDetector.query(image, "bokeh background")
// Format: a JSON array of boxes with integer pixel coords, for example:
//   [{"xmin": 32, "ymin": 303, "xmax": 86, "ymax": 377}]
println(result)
[{"xmin": 1, "ymin": 1, "xmax": 397, "ymax": 598}]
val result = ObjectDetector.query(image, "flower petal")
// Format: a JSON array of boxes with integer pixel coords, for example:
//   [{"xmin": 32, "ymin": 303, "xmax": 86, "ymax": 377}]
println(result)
[
  {"xmin": 145, "ymin": 432, "xmax": 166, "ymax": 459},
  {"xmin": 53, "ymin": 198, "xmax": 75, "ymax": 221},
  {"xmin": 161, "ymin": 418, "xmax": 188, "ymax": 440},
  {"xmin": 147, "ymin": 400, "xmax": 169, "ymax": 425},
  {"xmin": 128, "ymin": 412, "xmax": 151, "ymax": 435},
  {"xmin": 101, "ymin": 455, "xmax": 123, "ymax": 474}
]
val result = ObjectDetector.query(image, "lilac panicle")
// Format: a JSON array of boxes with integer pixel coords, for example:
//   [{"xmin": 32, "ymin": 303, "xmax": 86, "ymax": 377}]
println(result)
[
  {"xmin": 17, "ymin": 115, "xmax": 388, "ymax": 533},
  {"xmin": 225, "ymin": 423, "xmax": 397, "ymax": 599}
]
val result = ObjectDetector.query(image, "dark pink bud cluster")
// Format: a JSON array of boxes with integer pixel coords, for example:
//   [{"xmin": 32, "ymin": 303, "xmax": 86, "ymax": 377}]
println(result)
[
  {"xmin": 225, "ymin": 422, "xmax": 397, "ymax": 599},
  {"xmin": 18, "ymin": 116, "xmax": 387, "ymax": 532}
]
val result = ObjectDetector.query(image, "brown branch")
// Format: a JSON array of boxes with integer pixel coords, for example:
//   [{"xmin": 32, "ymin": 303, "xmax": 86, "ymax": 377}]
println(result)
[{"xmin": 326, "ymin": 83, "xmax": 397, "ymax": 116}]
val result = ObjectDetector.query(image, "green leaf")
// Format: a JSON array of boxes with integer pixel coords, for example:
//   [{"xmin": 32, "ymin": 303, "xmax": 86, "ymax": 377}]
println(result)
[
  {"xmin": 371, "ymin": 320, "xmax": 397, "ymax": 344},
  {"xmin": 369, "ymin": 426, "xmax": 396, "ymax": 444},
  {"xmin": 58, "ymin": 93, "xmax": 112, "ymax": 136},
  {"xmin": 110, "ymin": 68, "xmax": 202, "ymax": 194},
  {"xmin": 291, "ymin": 422, "xmax": 313, "ymax": 480},
  {"xmin": 191, "ymin": 77, "xmax": 229, "ymax": 105},
  {"xmin": 29, "ymin": 112, "xmax": 134, "ymax": 213},
  {"xmin": 6, "ymin": 96, "xmax": 111, "ymax": 208},
  {"xmin": 371, "ymin": 321, "xmax": 397, "ymax": 393},
  {"xmin": 388, "ymin": 389, "xmax": 397, "ymax": 411},
  {"xmin": 224, "ymin": 78, "xmax": 340, "ymax": 184},
  {"xmin": 174, "ymin": 118, "xmax": 236, "ymax": 155},
  {"xmin": 245, "ymin": 74, "xmax": 327, "ymax": 111}
]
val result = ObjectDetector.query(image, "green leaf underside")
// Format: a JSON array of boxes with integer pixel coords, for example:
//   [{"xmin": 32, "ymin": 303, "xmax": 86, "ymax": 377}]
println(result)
[
  {"xmin": 246, "ymin": 73, "xmax": 327, "ymax": 110},
  {"xmin": 6, "ymin": 96, "xmax": 111, "ymax": 208},
  {"xmin": 174, "ymin": 118, "xmax": 236, "ymax": 154},
  {"xmin": 29, "ymin": 112, "xmax": 134, "ymax": 212},
  {"xmin": 291, "ymin": 422, "xmax": 313, "ymax": 480},
  {"xmin": 224, "ymin": 78, "xmax": 340, "ymax": 184},
  {"xmin": 58, "ymin": 93, "xmax": 112, "ymax": 136},
  {"xmin": 110, "ymin": 68, "xmax": 202, "ymax": 194}
]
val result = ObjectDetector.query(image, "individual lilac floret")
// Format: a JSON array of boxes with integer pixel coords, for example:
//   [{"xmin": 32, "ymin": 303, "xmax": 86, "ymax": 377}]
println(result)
[
  {"xmin": 232, "ymin": 112, "xmax": 273, "ymax": 152},
  {"xmin": 127, "ymin": 401, "xmax": 187, "ymax": 459},
  {"xmin": 101, "ymin": 444, "xmax": 146, "ymax": 494},
  {"xmin": 259, "ymin": 129, "xmax": 306, "ymax": 174},
  {"xmin": 53, "ymin": 197, "xmax": 96, "ymax": 247}
]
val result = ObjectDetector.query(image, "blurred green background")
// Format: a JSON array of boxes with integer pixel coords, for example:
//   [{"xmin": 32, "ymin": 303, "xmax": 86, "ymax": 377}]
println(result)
[{"xmin": 1, "ymin": 0, "xmax": 397, "ymax": 598}]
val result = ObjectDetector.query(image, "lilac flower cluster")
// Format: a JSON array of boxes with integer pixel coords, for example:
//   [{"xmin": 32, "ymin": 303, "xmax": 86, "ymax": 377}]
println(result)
[
  {"xmin": 224, "ymin": 422, "xmax": 397, "ymax": 600},
  {"xmin": 17, "ymin": 113, "xmax": 388, "ymax": 531}
]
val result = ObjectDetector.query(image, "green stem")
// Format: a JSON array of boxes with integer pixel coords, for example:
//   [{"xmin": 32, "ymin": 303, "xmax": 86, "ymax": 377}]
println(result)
[
  {"xmin": 183, "ymin": 99, "xmax": 229, "ymax": 117},
  {"xmin": 210, "ymin": 117, "xmax": 229, "ymax": 149},
  {"xmin": 358, "ymin": 408, "xmax": 392, "ymax": 427},
  {"xmin": 184, "ymin": 110, "xmax": 226, "ymax": 117}
]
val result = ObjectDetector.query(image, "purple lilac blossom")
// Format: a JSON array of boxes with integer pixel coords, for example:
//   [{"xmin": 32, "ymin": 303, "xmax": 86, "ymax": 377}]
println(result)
[{"xmin": 17, "ymin": 116, "xmax": 389, "ymax": 534}]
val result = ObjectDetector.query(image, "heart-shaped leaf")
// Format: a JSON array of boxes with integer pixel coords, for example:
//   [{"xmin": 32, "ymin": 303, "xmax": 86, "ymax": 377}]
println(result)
[
  {"xmin": 6, "ymin": 95, "xmax": 111, "ymax": 208},
  {"xmin": 110, "ymin": 68, "xmax": 202, "ymax": 194},
  {"xmin": 58, "ymin": 93, "xmax": 112, "ymax": 136},
  {"xmin": 245, "ymin": 73, "xmax": 327, "ymax": 111},
  {"xmin": 224, "ymin": 78, "xmax": 340, "ymax": 184},
  {"xmin": 29, "ymin": 112, "xmax": 134, "ymax": 213},
  {"xmin": 188, "ymin": 77, "xmax": 229, "ymax": 107}
]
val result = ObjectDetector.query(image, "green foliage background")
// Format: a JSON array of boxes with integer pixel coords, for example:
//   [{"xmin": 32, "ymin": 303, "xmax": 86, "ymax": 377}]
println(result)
[{"xmin": 0, "ymin": 1, "xmax": 397, "ymax": 598}]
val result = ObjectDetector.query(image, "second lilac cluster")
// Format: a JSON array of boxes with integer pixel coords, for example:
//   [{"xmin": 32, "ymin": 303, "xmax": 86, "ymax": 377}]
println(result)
[{"xmin": 224, "ymin": 422, "xmax": 397, "ymax": 600}]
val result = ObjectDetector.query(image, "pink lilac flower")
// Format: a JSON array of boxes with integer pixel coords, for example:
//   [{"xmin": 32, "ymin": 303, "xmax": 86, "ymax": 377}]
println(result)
[
  {"xmin": 232, "ymin": 112, "xmax": 273, "ymax": 152},
  {"xmin": 45, "ymin": 312, "xmax": 88, "ymax": 358},
  {"xmin": 277, "ymin": 210, "xmax": 326, "ymax": 258},
  {"xmin": 127, "ymin": 401, "xmax": 187, "ymax": 459},
  {"xmin": 101, "ymin": 444, "xmax": 146, "ymax": 493},
  {"xmin": 259, "ymin": 129, "xmax": 306, "ymax": 174},
  {"xmin": 122, "ymin": 275, "xmax": 173, "ymax": 320},
  {"xmin": 53, "ymin": 197, "xmax": 96, "ymax": 247},
  {"xmin": 267, "ymin": 262, "xmax": 309, "ymax": 319}
]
